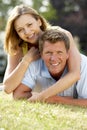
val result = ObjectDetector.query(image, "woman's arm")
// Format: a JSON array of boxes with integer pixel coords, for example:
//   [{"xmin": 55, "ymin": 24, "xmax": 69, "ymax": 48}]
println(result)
[
  {"xmin": 3, "ymin": 47, "xmax": 40, "ymax": 94},
  {"xmin": 65, "ymin": 29, "xmax": 80, "ymax": 78}
]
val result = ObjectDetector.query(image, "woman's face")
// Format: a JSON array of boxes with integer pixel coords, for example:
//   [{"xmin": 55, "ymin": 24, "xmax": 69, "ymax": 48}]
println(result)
[{"xmin": 14, "ymin": 14, "xmax": 43, "ymax": 44}]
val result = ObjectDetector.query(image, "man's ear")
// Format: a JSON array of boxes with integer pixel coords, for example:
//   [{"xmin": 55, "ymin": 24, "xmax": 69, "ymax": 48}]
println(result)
[
  {"xmin": 41, "ymin": 53, "xmax": 44, "ymax": 59},
  {"xmin": 66, "ymin": 52, "xmax": 69, "ymax": 59}
]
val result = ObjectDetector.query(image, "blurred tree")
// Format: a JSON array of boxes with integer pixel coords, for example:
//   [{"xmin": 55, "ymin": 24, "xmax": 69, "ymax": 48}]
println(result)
[
  {"xmin": 32, "ymin": 0, "xmax": 57, "ymax": 20},
  {"xmin": 50, "ymin": 0, "xmax": 87, "ymax": 54},
  {"xmin": 0, "ymin": 0, "xmax": 23, "ymax": 30}
]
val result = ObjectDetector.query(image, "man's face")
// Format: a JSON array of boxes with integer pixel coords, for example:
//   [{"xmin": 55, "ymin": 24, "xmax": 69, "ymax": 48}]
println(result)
[{"xmin": 41, "ymin": 41, "xmax": 69, "ymax": 79}]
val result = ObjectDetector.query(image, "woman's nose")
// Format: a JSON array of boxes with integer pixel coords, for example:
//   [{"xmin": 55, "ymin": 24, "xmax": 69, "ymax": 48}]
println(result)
[{"xmin": 24, "ymin": 29, "xmax": 29, "ymax": 35}]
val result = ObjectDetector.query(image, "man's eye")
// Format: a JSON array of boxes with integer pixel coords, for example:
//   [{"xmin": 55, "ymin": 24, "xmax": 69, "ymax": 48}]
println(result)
[
  {"xmin": 46, "ymin": 52, "xmax": 52, "ymax": 55},
  {"xmin": 57, "ymin": 51, "xmax": 62, "ymax": 54}
]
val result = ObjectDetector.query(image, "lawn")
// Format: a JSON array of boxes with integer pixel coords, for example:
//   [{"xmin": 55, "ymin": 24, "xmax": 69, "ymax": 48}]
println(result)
[{"xmin": 0, "ymin": 91, "xmax": 87, "ymax": 130}]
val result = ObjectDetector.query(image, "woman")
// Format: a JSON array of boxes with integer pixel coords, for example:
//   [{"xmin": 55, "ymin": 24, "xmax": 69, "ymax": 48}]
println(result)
[{"xmin": 3, "ymin": 4, "xmax": 80, "ymax": 99}]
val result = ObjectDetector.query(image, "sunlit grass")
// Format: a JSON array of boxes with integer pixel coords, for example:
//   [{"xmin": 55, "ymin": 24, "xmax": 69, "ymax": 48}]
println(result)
[{"xmin": 0, "ymin": 91, "xmax": 87, "ymax": 130}]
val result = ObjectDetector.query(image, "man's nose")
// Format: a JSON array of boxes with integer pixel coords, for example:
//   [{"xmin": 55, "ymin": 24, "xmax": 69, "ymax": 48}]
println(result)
[{"xmin": 50, "ymin": 54, "xmax": 57, "ymax": 61}]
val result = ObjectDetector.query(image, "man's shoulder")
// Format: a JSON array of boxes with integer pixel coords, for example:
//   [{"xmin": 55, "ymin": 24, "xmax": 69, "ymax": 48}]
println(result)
[
  {"xmin": 80, "ymin": 54, "xmax": 87, "ymax": 64},
  {"xmin": 30, "ymin": 58, "xmax": 43, "ymax": 66},
  {"xmin": 81, "ymin": 53, "xmax": 87, "ymax": 59},
  {"xmin": 80, "ymin": 54, "xmax": 87, "ymax": 73}
]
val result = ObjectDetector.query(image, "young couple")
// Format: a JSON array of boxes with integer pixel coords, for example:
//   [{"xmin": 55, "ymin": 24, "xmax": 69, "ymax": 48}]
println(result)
[{"xmin": 3, "ymin": 4, "xmax": 87, "ymax": 107}]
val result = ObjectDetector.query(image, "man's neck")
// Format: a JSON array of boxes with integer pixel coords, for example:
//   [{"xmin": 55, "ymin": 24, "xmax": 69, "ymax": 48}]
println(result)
[
  {"xmin": 51, "ymin": 73, "xmax": 62, "ymax": 81},
  {"xmin": 50, "ymin": 67, "xmax": 66, "ymax": 81}
]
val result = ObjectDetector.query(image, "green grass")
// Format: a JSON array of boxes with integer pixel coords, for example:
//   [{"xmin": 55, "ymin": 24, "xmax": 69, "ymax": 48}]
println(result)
[{"xmin": 0, "ymin": 91, "xmax": 87, "ymax": 130}]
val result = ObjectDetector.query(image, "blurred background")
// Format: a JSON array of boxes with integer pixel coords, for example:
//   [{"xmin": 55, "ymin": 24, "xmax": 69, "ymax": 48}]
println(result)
[{"xmin": 0, "ymin": 0, "xmax": 87, "ymax": 83}]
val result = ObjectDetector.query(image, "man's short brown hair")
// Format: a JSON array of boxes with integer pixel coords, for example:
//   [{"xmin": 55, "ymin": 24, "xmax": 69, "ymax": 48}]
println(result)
[{"xmin": 39, "ymin": 28, "xmax": 70, "ymax": 53}]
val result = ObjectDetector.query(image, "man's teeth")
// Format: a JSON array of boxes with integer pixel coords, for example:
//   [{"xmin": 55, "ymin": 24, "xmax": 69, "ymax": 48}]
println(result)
[{"xmin": 52, "ymin": 63, "xmax": 59, "ymax": 66}]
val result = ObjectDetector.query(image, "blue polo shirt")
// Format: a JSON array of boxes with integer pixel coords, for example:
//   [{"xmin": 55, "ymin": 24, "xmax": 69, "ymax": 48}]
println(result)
[{"xmin": 22, "ymin": 54, "xmax": 87, "ymax": 99}]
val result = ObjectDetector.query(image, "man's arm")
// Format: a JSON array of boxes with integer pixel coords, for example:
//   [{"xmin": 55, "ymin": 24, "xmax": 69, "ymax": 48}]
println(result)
[
  {"xmin": 13, "ymin": 83, "xmax": 32, "ymax": 99},
  {"xmin": 45, "ymin": 96, "xmax": 87, "ymax": 107},
  {"xmin": 28, "ymin": 92, "xmax": 87, "ymax": 107}
]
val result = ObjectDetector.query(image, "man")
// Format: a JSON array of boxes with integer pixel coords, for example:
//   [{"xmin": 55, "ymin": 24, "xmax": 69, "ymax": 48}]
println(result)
[{"xmin": 13, "ymin": 28, "xmax": 87, "ymax": 107}]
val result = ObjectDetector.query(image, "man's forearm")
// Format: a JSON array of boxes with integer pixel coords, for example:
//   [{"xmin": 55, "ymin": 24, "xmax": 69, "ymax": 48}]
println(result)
[
  {"xmin": 13, "ymin": 91, "xmax": 32, "ymax": 100},
  {"xmin": 45, "ymin": 96, "xmax": 87, "ymax": 107},
  {"xmin": 13, "ymin": 83, "xmax": 32, "ymax": 99}
]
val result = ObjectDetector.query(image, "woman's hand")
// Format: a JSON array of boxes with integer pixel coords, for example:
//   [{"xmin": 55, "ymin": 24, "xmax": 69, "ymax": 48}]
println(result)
[
  {"xmin": 22, "ymin": 47, "xmax": 40, "ymax": 64},
  {"xmin": 28, "ymin": 92, "xmax": 43, "ymax": 102}
]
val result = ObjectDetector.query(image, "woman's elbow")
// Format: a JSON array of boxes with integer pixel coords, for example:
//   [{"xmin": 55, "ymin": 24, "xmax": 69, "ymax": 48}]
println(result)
[
  {"xmin": 3, "ymin": 82, "xmax": 12, "ymax": 94},
  {"xmin": 77, "ymin": 72, "xmax": 80, "ymax": 80},
  {"xmin": 4, "ymin": 87, "xmax": 12, "ymax": 94},
  {"xmin": 74, "ymin": 71, "xmax": 81, "ymax": 81}
]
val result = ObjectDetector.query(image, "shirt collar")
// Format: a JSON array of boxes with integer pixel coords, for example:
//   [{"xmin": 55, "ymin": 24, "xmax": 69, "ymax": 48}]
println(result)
[
  {"xmin": 41, "ymin": 59, "xmax": 68, "ymax": 79},
  {"xmin": 41, "ymin": 60, "xmax": 52, "ymax": 78}
]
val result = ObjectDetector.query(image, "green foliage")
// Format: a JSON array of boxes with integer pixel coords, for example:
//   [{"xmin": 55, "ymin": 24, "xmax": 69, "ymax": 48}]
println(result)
[
  {"xmin": 32, "ymin": 0, "xmax": 57, "ymax": 20},
  {"xmin": 41, "ymin": 2, "xmax": 57, "ymax": 20},
  {"xmin": 0, "ymin": 0, "xmax": 22, "ymax": 30},
  {"xmin": 0, "ymin": 91, "xmax": 87, "ymax": 130}
]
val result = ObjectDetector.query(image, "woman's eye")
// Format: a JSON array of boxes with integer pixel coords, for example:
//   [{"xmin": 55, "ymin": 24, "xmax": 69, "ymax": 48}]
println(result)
[
  {"xmin": 17, "ymin": 29, "xmax": 23, "ymax": 33},
  {"xmin": 27, "ymin": 23, "xmax": 32, "ymax": 27}
]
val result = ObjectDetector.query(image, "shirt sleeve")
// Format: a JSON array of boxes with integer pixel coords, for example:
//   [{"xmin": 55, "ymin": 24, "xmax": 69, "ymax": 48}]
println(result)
[{"xmin": 76, "ymin": 54, "xmax": 87, "ymax": 99}]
